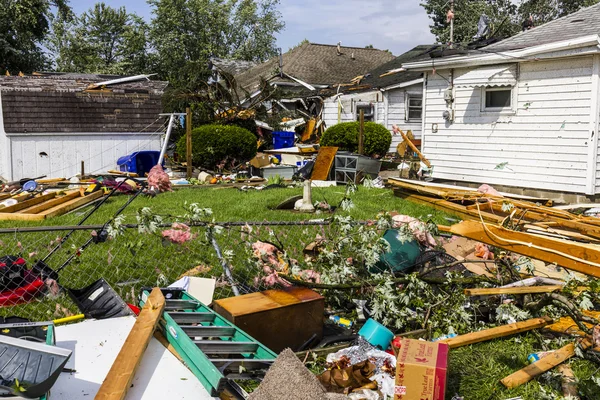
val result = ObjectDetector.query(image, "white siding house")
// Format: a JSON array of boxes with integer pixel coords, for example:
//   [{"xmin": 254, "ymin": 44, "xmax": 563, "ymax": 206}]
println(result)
[
  {"xmin": 403, "ymin": 3, "xmax": 600, "ymax": 195},
  {"xmin": 322, "ymin": 80, "xmax": 424, "ymax": 153}
]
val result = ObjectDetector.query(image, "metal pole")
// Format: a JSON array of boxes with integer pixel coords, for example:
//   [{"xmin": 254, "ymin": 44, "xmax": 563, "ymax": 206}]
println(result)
[
  {"xmin": 158, "ymin": 114, "xmax": 176, "ymax": 165},
  {"xmin": 208, "ymin": 227, "xmax": 240, "ymax": 296}
]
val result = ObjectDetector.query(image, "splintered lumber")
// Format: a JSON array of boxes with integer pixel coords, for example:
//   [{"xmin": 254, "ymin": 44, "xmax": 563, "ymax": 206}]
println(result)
[
  {"xmin": 557, "ymin": 364, "xmax": 578, "ymax": 398},
  {"xmin": 393, "ymin": 128, "xmax": 431, "ymax": 167},
  {"xmin": 311, "ymin": 146, "xmax": 338, "ymax": 181},
  {"xmin": 500, "ymin": 338, "xmax": 592, "ymax": 389},
  {"xmin": 438, "ymin": 317, "xmax": 552, "ymax": 349},
  {"xmin": 441, "ymin": 220, "xmax": 600, "ymax": 278},
  {"xmin": 543, "ymin": 311, "xmax": 600, "ymax": 337},
  {"xmin": 395, "ymin": 191, "xmax": 504, "ymax": 223},
  {"xmin": 465, "ymin": 286, "xmax": 564, "ymax": 296},
  {"xmin": 96, "ymin": 287, "xmax": 165, "ymax": 400}
]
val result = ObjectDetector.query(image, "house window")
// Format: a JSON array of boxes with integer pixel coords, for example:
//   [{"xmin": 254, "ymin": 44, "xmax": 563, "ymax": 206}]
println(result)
[
  {"xmin": 482, "ymin": 86, "xmax": 513, "ymax": 111},
  {"xmin": 355, "ymin": 103, "xmax": 374, "ymax": 122},
  {"xmin": 406, "ymin": 94, "xmax": 423, "ymax": 121}
]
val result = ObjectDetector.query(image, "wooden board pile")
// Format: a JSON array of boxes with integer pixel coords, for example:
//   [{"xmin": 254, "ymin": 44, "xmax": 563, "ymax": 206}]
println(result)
[{"xmin": 0, "ymin": 190, "xmax": 103, "ymax": 221}]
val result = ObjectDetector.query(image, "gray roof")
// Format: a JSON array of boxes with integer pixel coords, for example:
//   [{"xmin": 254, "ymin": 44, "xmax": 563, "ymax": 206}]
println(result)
[
  {"xmin": 210, "ymin": 58, "xmax": 258, "ymax": 76},
  {"xmin": 234, "ymin": 42, "xmax": 395, "ymax": 93},
  {"xmin": 486, "ymin": 3, "xmax": 600, "ymax": 52},
  {"xmin": 0, "ymin": 74, "xmax": 167, "ymax": 133}
]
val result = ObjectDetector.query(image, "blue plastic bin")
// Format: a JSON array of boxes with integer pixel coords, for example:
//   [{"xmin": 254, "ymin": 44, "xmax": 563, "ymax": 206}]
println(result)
[
  {"xmin": 117, "ymin": 151, "xmax": 162, "ymax": 176},
  {"xmin": 272, "ymin": 131, "xmax": 295, "ymax": 149}
]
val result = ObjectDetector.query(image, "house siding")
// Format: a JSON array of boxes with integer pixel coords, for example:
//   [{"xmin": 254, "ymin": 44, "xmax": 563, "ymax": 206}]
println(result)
[
  {"xmin": 8, "ymin": 133, "xmax": 162, "ymax": 180},
  {"xmin": 422, "ymin": 56, "xmax": 594, "ymax": 194},
  {"xmin": 322, "ymin": 83, "xmax": 424, "ymax": 153}
]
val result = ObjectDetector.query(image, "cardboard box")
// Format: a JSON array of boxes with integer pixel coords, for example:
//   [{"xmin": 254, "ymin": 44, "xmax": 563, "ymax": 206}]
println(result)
[
  {"xmin": 250, "ymin": 154, "xmax": 271, "ymax": 168},
  {"xmin": 395, "ymin": 338, "xmax": 448, "ymax": 400}
]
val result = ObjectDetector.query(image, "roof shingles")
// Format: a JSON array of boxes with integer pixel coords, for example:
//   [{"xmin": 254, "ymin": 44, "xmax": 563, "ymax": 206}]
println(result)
[{"xmin": 234, "ymin": 43, "xmax": 395, "ymax": 92}]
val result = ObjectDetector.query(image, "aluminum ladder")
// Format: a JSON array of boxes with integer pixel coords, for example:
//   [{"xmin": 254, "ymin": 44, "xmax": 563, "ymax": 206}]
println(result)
[{"xmin": 140, "ymin": 288, "xmax": 276, "ymax": 398}]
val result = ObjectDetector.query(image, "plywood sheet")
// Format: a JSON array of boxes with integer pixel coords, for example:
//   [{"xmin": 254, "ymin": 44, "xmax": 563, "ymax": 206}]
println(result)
[{"xmin": 311, "ymin": 146, "xmax": 338, "ymax": 181}]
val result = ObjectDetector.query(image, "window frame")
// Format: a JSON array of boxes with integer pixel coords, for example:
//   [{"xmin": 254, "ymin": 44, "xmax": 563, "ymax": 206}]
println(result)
[
  {"xmin": 480, "ymin": 85, "xmax": 516, "ymax": 114},
  {"xmin": 355, "ymin": 102, "xmax": 375, "ymax": 122},
  {"xmin": 405, "ymin": 92, "xmax": 423, "ymax": 122}
]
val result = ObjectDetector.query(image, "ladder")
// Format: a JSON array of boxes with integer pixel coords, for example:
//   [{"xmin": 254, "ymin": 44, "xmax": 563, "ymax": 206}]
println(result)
[{"xmin": 140, "ymin": 288, "xmax": 277, "ymax": 398}]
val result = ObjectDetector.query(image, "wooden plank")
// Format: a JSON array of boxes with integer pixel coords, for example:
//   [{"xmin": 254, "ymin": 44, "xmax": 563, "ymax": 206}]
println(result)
[
  {"xmin": 40, "ymin": 190, "xmax": 103, "ymax": 219},
  {"xmin": 438, "ymin": 317, "xmax": 552, "ymax": 349},
  {"xmin": 465, "ymin": 286, "xmax": 564, "ymax": 296},
  {"xmin": 18, "ymin": 190, "xmax": 81, "ymax": 214},
  {"xmin": 96, "ymin": 287, "xmax": 165, "ymax": 400},
  {"xmin": 543, "ymin": 311, "xmax": 600, "ymax": 337},
  {"xmin": 500, "ymin": 338, "xmax": 592, "ymax": 389},
  {"xmin": 0, "ymin": 212, "xmax": 46, "ymax": 221},
  {"xmin": 311, "ymin": 146, "xmax": 338, "ymax": 181},
  {"xmin": 443, "ymin": 220, "xmax": 600, "ymax": 278},
  {"xmin": 0, "ymin": 192, "xmax": 57, "ymax": 213},
  {"xmin": 36, "ymin": 178, "xmax": 66, "ymax": 184}
]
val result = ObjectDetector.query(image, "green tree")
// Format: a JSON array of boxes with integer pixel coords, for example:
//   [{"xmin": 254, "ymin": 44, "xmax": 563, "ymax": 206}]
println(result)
[
  {"xmin": 421, "ymin": 0, "xmax": 518, "ymax": 45},
  {"xmin": 49, "ymin": 2, "xmax": 149, "ymax": 74},
  {"xmin": 0, "ymin": 0, "xmax": 71, "ymax": 74},
  {"xmin": 148, "ymin": 0, "xmax": 284, "ymax": 87},
  {"xmin": 518, "ymin": 0, "xmax": 600, "ymax": 25}
]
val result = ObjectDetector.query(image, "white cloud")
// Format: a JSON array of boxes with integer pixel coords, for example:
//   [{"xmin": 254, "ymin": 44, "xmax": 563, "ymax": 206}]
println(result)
[{"xmin": 276, "ymin": 0, "xmax": 436, "ymax": 55}]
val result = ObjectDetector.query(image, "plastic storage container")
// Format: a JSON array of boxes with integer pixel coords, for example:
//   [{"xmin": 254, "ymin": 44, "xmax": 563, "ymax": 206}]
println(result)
[
  {"xmin": 358, "ymin": 318, "xmax": 394, "ymax": 350},
  {"xmin": 272, "ymin": 131, "xmax": 296, "ymax": 149},
  {"xmin": 117, "ymin": 151, "xmax": 161, "ymax": 176},
  {"xmin": 261, "ymin": 165, "xmax": 297, "ymax": 180}
]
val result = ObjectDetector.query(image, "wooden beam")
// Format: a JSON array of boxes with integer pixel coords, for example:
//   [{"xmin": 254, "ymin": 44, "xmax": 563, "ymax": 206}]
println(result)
[
  {"xmin": 438, "ymin": 317, "xmax": 552, "ymax": 349},
  {"xmin": 500, "ymin": 338, "xmax": 592, "ymax": 389},
  {"xmin": 392, "ymin": 127, "xmax": 431, "ymax": 167},
  {"xmin": 465, "ymin": 286, "xmax": 563, "ymax": 296},
  {"xmin": 17, "ymin": 190, "xmax": 81, "ymax": 214},
  {"xmin": 40, "ymin": 190, "xmax": 103, "ymax": 219},
  {"xmin": 186, "ymin": 107, "xmax": 193, "ymax": 179},
  {"xmin": 0, "ymin": 212, "xmax": 45, "ymax": 221},
  {"xmin": 358, "ymin": 110, "xmax": 364, "ymax": 155},
  {"xmin": 96, "ymin": 287, "xmax": 165, "ymax": 400},
  {"xmin": 0, "ymin": 192, "xmax": 57, "ymax": 213},
  {"xmin": 443, "ymin": 220, "xmax": 600, "ymax": 278},
  {"xmin": 543, "ymin": 311, "xmax": 600, "ymax": 337}
]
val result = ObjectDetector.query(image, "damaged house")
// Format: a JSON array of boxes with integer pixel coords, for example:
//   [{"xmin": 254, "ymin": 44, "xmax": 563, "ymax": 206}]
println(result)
[
  {"xmin": 0, "ymin": 74, "xmax": 168, "ymax": 181},
  {"xmin": 233, "ymin": 42, "xmax": 395, "ymax": 115},
  {"xmin": 322, "ymin": 45, "xmax": 434, "ymax": 152},
  {"xmin": 402, "ymin": 3, "xmax": 600, "ymax": 197}
]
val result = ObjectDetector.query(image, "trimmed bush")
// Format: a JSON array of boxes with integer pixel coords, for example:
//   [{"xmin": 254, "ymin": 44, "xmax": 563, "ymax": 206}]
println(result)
[
  {"xmin": 177, "ymin": 124, "xmax": 257, "ymax": 169},
  {"xmin": 320, "ymin": 122, "xmax": 392, "ymax": 157}
]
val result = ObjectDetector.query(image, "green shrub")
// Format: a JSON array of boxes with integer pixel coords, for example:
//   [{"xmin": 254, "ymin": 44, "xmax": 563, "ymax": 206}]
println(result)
[
  {"xmin": 321, "ymin": 122, "xmax": 392, "ymax": 157},
  {"xmin": 177, "ymin": 124, "xmax": 257, "ymax": 169}
]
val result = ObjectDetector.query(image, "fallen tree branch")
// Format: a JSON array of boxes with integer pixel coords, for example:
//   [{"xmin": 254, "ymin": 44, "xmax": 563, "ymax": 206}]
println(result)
[
  {"xmin": 525, "ymin": 292, "xmax": 597, "ymax": 335},
  {"xmin": 279, "ymin": 273, "xmax": 494, "ymax": 290}
]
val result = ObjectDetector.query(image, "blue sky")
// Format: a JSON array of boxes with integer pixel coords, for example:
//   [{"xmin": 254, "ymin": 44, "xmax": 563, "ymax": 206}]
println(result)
[{"xmin": 71, "ymin": 0, "xmax": 436, "ymax": 56}]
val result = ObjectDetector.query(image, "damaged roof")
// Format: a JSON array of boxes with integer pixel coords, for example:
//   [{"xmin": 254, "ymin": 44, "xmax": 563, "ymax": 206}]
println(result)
[
  {"xmin": 234, "ymin": 42, "xmax": 395, "ymax": 93},
  {"xmin": 0, "ymin": 74, "xmax": 168, "ymax": 134},
  {"xmin": 486, "ymin": 2, "xmax": 600, "ymax": 52},
  {"xmin": 210, "ymin": 58, "xmax": 258, "ymax": 76}
]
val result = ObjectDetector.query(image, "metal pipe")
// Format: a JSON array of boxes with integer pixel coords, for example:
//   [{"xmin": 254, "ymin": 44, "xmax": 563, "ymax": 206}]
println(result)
[
  {"xmin": 208, "ymin": 227, "xmax": 240, "ymax": 296},
  {"xmin": 158, "ymin": 114, "xmax": 176, "ymax": 165}
]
